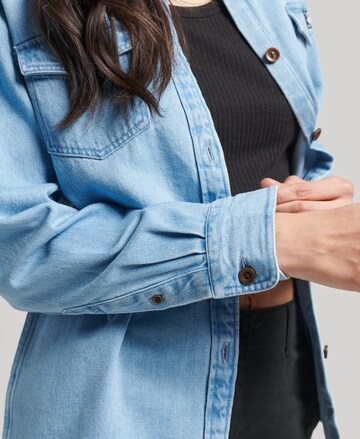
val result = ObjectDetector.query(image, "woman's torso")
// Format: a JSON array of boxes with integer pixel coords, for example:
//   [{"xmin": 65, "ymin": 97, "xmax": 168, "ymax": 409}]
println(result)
[{"xmin": 0, "ymin": 0, "xmax": 338, "ymax": 438}]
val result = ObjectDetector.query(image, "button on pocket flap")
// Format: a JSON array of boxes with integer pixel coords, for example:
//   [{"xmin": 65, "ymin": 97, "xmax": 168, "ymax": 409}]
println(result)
[{"xmin": 285, "ymin": 1, "xmax": 313, "ymax": 46}]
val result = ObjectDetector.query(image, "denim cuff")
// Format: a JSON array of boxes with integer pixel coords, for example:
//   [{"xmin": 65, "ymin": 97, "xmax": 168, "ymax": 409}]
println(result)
[{"xmin": 206, "ymin": 185, "xmax": 283, "ymax": 298}]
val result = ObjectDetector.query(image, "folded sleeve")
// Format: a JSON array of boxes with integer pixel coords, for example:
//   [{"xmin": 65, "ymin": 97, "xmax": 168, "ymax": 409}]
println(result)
[{"xmin": 0, "ymin": 6, "xmax": 283, "ymax": 315}]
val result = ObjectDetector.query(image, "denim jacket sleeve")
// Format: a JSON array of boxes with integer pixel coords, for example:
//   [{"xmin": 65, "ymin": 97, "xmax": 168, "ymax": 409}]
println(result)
[{"xmin": 0, "ymin": 5, "xmax": 284, "ymax": 315}]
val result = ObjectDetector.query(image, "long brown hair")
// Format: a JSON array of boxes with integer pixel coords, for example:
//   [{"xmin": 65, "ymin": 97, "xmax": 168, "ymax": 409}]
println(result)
[{"xmin": 33, "ymin": 0, "xmax": 189, "ymax": 129}]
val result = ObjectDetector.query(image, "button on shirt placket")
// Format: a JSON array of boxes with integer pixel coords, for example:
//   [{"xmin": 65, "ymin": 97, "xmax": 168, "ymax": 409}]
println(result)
[
  {"xmin": 312, "ymin": 127, "xmax": 322, "ymax": 141},
  {"xmin": 265, "ymin": 47, "xmax": 281, "ymax": 63}
]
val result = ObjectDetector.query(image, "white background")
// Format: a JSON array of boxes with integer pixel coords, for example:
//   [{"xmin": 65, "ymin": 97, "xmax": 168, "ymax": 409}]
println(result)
[{"xmin": 1, "ymin": 1, "xmax": 359, "ymax": 437}]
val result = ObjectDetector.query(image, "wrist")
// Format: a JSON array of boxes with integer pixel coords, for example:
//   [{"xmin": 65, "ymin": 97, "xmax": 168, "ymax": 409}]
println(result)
[{"xmin": 275, "ymin": 211, "xmax": 315, "ymax": 278}]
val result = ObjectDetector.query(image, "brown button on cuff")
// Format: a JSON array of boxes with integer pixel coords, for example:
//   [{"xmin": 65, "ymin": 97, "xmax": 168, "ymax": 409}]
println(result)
[
  {"xmin": 312, "ymin": 127, "xmax": 322, "ymax": 141},
  {"xmin": 150, "ymin": 294, "xmax": 165, "ymax": 304},
  {"xmin": 238, "ymin": 266, "xmax": 257, "ymax": 285},
  {"xmin": 265, "ymin": 47, "xmax": 281, "ymax": 63}
]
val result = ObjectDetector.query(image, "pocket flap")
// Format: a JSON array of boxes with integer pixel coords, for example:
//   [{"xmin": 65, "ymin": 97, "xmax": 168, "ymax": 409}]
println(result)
[
  {"xmin": 14, "ymin": 19, "xmax": 133, "ymax": 76},
  {"xmin": 285, "ymin": 1, "xmax": 313, "ymax": 46},
  {"xmin": 14, "ymin": 36, "xmax": 68, "ymax": 76}
]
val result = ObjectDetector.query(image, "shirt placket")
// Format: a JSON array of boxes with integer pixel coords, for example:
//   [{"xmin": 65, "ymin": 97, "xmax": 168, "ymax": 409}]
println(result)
[{"xmin": 164, "ymin": 3, "xmax": 241, "ymax": 439}]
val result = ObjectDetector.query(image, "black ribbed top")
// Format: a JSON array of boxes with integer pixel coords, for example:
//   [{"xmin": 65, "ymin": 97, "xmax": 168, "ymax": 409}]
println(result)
[{"xmin": 171, "ymin": 0, "xmax": 300, "ymax": 195}]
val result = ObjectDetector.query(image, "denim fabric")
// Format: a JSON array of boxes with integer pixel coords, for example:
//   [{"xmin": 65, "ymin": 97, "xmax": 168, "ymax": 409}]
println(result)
[{"xmin": 0, "ymin": 0, "xmax": 339, "ymax": 438}]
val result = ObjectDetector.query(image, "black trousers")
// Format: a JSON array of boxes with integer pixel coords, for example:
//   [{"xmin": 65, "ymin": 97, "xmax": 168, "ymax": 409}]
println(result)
[{"xmin": 228, "ymin": 281, "xmax": 321, "ymax": 439}]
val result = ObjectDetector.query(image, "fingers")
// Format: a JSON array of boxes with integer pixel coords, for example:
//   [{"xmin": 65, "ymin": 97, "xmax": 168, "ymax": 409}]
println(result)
[
  {"xmin": 276, "ymin": 176, "xmax": 354, "ymax": 205},
  {"xmin": 276, "ymin": 198, "xmax": 353, "ymax": 213},
  {"xmin": 260, "ymin": 175, "xmax": 307, "ymax": 188},
  {"xmin": 260, "ymin": 175, "xmax": 355, "ymax": 211},
  {"xmin": 260, "ymin": 177, "xmax": 281, "ymax": 188},
  {"xmin": 260, "ymin": 175, "xmax": 305, "ymax": 188},
  {"xmin": 283, "ymin": 175, "xmax": 303, "ymax": 184}
]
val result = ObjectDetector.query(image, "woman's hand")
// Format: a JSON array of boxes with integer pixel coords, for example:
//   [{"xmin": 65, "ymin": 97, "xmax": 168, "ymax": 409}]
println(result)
[
  {"xmin": 260, "ymin": 175, "xmax": 360, "ymax": 292},
  {"xmin": 260, "ymin": 175, "xmax": 354, "ymax": 212},
  {"xmin": 275, "ymin": 204, "xmax": 360, "ymax": 292},
  {"xmin": 267, "ymin": 175, "xmax": 360, "ymax": 292}
]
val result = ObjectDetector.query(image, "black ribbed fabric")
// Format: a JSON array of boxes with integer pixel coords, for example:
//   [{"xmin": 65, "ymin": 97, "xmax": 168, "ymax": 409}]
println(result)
[{"xmin": 172, "ymin": 0, "xmax": 300, "ymax": 196}]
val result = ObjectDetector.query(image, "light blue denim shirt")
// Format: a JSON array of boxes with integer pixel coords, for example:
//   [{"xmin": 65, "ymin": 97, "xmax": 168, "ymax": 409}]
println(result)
[{"xmin": 1, "ymin": 0, "xmax": 339, "ymax": 438}]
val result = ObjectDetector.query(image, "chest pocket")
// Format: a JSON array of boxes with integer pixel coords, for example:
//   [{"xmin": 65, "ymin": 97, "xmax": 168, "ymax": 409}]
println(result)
[
  {"xmin": 13, "ymin": 25, "xmax": 151, "ymax": 160},
  {"xmin": 285, "ymin": 0, "xmax": 314, "ymax": 48}
]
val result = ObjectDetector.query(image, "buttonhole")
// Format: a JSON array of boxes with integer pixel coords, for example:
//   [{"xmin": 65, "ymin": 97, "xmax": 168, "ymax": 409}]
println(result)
[
  {"xmin": 221, "ymin": 341, "xmax": 230, "ymax": 364},
  {"xmin": 205, "ymin": 139, "xmax": 215, "ymax": 162}
]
